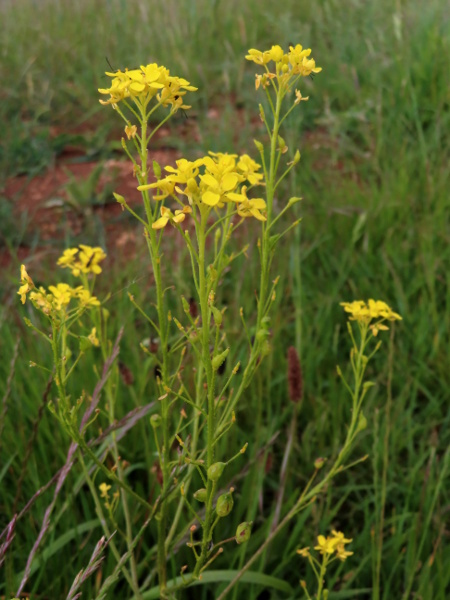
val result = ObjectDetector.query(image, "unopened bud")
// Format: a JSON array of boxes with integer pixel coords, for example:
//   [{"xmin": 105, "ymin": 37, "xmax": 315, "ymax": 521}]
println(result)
[
  {"xmin": 357, "ymin": 412, "xmax": 368, "ymax": 432},
  {"xmin": 211, "ymin": 306, "xmax": 223, "ymax": 326},
  {"xmin": 314, "ymin": 457, "xmax": 326, "ymax": 470},
  {"xmin": 113, "ymin": 192, "xmax": 126, "ymax": 205},
  {"xmin": 254, "ymin": 138, "xmax": 264, "ymax": 153},
  {"xmin": 181, "ymin": 296, "xmax": 190, "ymax": 313},
  {"xmin": 153, "ymin": 160, "xmax": 161, "ymax": 179}
]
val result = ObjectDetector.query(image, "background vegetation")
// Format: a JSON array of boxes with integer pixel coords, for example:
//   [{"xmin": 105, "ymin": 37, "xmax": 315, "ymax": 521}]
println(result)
[{"xmin": 1, "ymin": 0, "xmax": 449, "ymax": 598}]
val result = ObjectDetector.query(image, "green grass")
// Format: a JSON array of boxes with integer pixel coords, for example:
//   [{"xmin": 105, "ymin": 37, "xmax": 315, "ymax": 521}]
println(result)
[{"xmin": 1, "ymin": 0, "xmax": 449, "ymax": 598}]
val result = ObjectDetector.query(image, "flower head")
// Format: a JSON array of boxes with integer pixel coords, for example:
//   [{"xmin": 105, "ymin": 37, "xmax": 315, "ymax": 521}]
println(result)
[
  {"xmin": 340, "ymin": 299, "xmax": 402, "ymax": 333},
  {"xmin": 246, "ymin": 43, "xmax": 321, "ymax": 90},
  {"xmin": 227, "ymin": 186, "xmax": 267, "ymax": 221},
  {"xmin": 99, "ymin": 63, "xmax": 197, "ymax": 111},
  {"xmin": 57, "ymin": 246, "xmax": 106, "ymax": 277},
  {"xmin": 152, "ymin": 205, "xmax": 192, "ymax": 230}
]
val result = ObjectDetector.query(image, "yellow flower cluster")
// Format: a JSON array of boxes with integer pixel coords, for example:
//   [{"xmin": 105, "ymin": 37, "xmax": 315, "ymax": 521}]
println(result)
[
  {"xmin": 138, "ymin": 152, "xmax": 266, "ymax": 229},
  {"xmin": 98, "ymin": 63, "xmax": 197, "ymax": 112},
  {"xmin": 57, "ymin": 245, "xmax": 106, "ymax": 277},
  {"xmin": 18, "ymin": 263, "xmax": 101, "ymax": 315},
  {"xmin": 246, "ymin": 43, "xmax": 321, "ymax": 92},
  {"xmin": 341, "ymin": 299, "xmax": 402, "ymax": 335},
  {"xmin": 297, "ymin": 530, "xmax": 354, "ymax": 562}
]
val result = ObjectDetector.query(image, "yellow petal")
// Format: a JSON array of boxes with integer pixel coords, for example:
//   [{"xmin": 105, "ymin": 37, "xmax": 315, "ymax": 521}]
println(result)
[
  {"xmin": 152, "ymin": 216, "xmax": 169, "ymax": 229},
  {"xmin": 202, "ymin": 191, "xmax": 220, "ymax": 206}
]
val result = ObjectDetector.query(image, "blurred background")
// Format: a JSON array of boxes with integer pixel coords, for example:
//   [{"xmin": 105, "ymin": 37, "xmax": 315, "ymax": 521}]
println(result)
[{"xmin": 1, "ymin": 0, "xmax": 449, "ymax": 598}]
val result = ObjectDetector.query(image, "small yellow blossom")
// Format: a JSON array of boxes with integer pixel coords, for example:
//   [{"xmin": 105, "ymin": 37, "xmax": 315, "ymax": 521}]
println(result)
[
  {"xmin": 88, "ymin": 327, "xmax": 100, "ymax": 347},
  {"xmin": 237, "ymin": 154, "xmax": 264, "ymax": 185},
  {"xmin": 57, "ymin": 246, "xmax": 106, "ymax": 277},
  {"xmin": 99, "ymin": 483, "xmax": 111, "ymax": 498},
  {"xmin": 297, "ymin": 547, "xmax": 310, "ymax": 557},
  {"xmin": 294, "ymin": 89, "xmax": 309, "ymax": 104},
  {"xmin": 314, "ymin": 535, "xmax": 339, "ymax": 555},
  {"xmin": 336, "ymin": 543, "xmax": 354, "ymax": 562},
  {"xmin": 340, "ymin": 299, "xmax": 402, "ymax": 326},
  {"xmin": 29, "ymin": 287, "xmax": 53, "ymax": 314},
  {"xmin": 331, "ymin": 530, "xmax": 353, "ymax": 544},
  {"xmin": 152, "ymin": 205, "xmax": 192, "ymax": 230},
  {"xmin": 98, "ymin": 63, "xmax": 197, "ymax": 110},
  {"xmin": 227, "ymin": 186, "xmax": 267, "ymax": 221},
  {"xmin": 74, "ymin": 287, "xmax": 101, "ymax": 307},
  {"xmin": 48, "ymin": 284, "xmax": 74, "ymax": 310},
  {"xmin": 17, "ymin": 265, "xmax": 35, "ymax": 304},
  {"xmin": 125, "ymin": 124, "xmax": 137, "ymax": 139}
]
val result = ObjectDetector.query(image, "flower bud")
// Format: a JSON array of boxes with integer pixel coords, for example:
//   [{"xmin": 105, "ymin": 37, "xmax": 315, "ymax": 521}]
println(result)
[
  {"xmin": 187, "ymin": 177, "xmax": 198, "ymax": 193},
  {"xmin": 314, "ymin": 457, "xmax": 326, "ymax": 470},
  {"xmin": 235, "ymin": 521, "xmax": 252, "ymax": 544},
  {"xmin": 193, "ymin": 488, "xmax": 207, "ymax": 502},
  {"xmin": 181, "ymin": 296, "xmax": 190, "ymax": 313},
  {"xmin": 254, "ymin": 139, "xmax": 264, "ymax": 153},
  {"xmin": 260, "ymin": 340, "xmax": 271, "ymax": 357},
  {"xmin": 79, "ymin": 336, "xmax": 93, "ymax": 352},
  {"xmin": 113, "ymin": 192, "xmax": 126, "ymax": 205},
  {"xmin": 150, "ymin": 414, "xmax": 162, "ymax": 428},
  {"xmin": 153, "ymin": 160, "xmax": 161, "ymax": 179},
  {"xmin": 207, "ymin": 462, "xmax": 226, "ymax": 482},
  {"xmin": 211, "ymin": 306, "xmax": 223, "ymax": 326},
  {"xmin": 216, "ymin": 489, "xmax": 234, "ymax": 517},
  {"xmin": 212, "ymin": 348, "xmax": 230, "ymax": 371},
  {"xmin": 357, "ymin": 412, "xmax": 368, "ymax": 432},
  {"xmin": 255, "ymin": 328, "xmax": 269, "ymax": 343}
]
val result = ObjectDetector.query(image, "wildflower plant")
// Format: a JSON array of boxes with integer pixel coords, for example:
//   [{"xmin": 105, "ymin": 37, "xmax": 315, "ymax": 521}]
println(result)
[
  {"xmin": 15, "ymin": 46, "xmax": 402, "ymax": 599},
  {"xmin": 297, "ymin": 530, "xmax": 354, "ymax": 599}
]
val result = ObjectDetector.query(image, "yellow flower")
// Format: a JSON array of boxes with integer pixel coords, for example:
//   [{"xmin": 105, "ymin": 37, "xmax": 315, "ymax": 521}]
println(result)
[
  {"xmin": 29, "ymin": 287, "xmax": 53, "ymax": 314},
  {"xmin": 74, "ymin": 286, "xmax": 101, "ymax": 307},
  {"xmin": 48, "ymin": 283, "xmax": 74, "ymax": 310},
  {"xmin": 152, "ymin": 205, "xmax": 192, "ymax": 230},
  {"xmin": 294, "ymin": 89, "xmax": 309, "ymax": 104},
  {"xmin": 20, "ymin": 264, "xmax": 33, "ymax": 286},
  {"xmin": 99, "ymin": 483, "xmax": 111, "ymax": 498},
  {"xmin": 227, "ymin": 186, "xmax": 267, "ymax": 221},
  {"xmin": 125, "ymin": 124, "xmax": 137, "ymax": 139},
  {"xmin": 288, "ymin": 44, "xmax": 322, "ymax": 76},
  {"xmin": 139, "ymin": 178, "xmax": 175, "ymax": 201},
  {"xmin": 296, "ymin": 547, "xmax": 310, "ymax": 557},
  {"xmin": 237, "ymin": 154, "xmax": 264, "ymax": 185},
  {"xmin": 18, "ymin": 283, "xmax": 31, "ymax": 305},
  {"xmin": 331, "ymin": 530, "xmax": 352, "ymax": 545},
  {"xmin": 99, "ymin": 63, "xmax": 197, "ymax": 110},
  {"xmin": 78, "ymin": 245, "xmax": 107, "ymax": 275},
  {"xmin": 17, "ymin": 264, "xmax": 35, "ymax": 304},
  {"xmin": 314, "ymin": 535, "xmax": 339, "ymax": 555},
  {"xmin": 340, "ymin": 300, "xmax": 402, "ymax": 326},
  {"xmin": 57, "ymin": 246, "xmax": 106, "ymax": 276},
  {"xmin": 88, "ymin": 327, "xmax": 100, "ymax": 347},
  {"xmin": 245, "ymin": 48, "xmax": 273, "ymax": 66},
  {"xmin": 335, "ymin": 543, "xmax": 354, "ymax": 562}
]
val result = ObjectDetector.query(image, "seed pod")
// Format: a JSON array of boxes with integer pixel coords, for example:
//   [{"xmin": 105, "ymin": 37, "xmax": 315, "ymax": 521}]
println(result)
[
  {"xmin": 193, "ymin": 488, "xmax": 207, "ymax": 502},
  {"xmin": 212, "ymin": 348, "xmax": 229, "ymax": 371},
  {"xmin": 150, "ymin": 414, "xmax": 162, "ymax": 428},
  {"xmin": 216, "ymin": 490, "xmax": 234, "ymax": 517},
  {"xmin": 235, "ymin": 521, "xmax": 252, "ymax": 545},
  {"xmin": 207, "ymin": 462, "xmax": 226, "ymax": 482}
]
